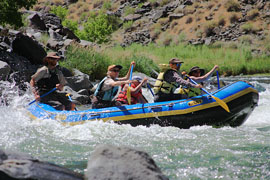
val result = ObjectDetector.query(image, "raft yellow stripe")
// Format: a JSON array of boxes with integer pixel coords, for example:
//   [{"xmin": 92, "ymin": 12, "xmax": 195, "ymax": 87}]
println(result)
[
  {"xmin": 28, "ymin": 87, "xmax": 257, "ymax": 125},
  {"xmin": 64, "ymin": 87, "xmax": 258, "ymax": 126}
]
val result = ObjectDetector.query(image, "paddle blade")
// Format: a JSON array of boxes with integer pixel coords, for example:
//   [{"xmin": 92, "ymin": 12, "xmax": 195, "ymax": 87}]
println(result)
[
  {"xmin": 127, "ymin": 86, "xmax": 131, "ymax": 105},
  {"xmin": 212, "ymin": 96, "xmax": 230, "ymax": 113}
]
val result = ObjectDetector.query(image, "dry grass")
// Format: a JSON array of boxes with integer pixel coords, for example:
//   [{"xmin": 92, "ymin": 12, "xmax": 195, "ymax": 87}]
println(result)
[
  {"xmin": 247, "ymin": 9, "xmax": 259, "ymax": 20},
  {"xmin": 52, "ymin": 0, "xmax": 63, "ymax": 6},
  {"xmin": 224, "ymin": 0, "xmax": 241, "ymax": 12}
]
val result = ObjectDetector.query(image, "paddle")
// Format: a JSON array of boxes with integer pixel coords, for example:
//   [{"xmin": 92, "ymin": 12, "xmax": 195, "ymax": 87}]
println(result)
[
  {"xmin": 147, "ymin": 83, "xmax": 154, "ymax": 97},
  {"xmin": 28, "ymin": 87, "xmax": 57, "ymax": 105},
  {"xmin": 216, "ymin": 70, "xmax": 220, "ymax": 89},
  {"xmin": 186, "ymin": 76, "xmax": 230, "ymax": 113},
  {"xmin": 127, "ymin": 64, "xmax": 134, "ymax": 105}
]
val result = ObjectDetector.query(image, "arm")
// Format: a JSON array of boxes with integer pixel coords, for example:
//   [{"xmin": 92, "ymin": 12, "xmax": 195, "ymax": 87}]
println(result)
[
  {"xmin": 190, "ymin": 65, "xmax": 219, "ymax": 83},
  {"xmin": 110, "ymin": 79, "xmax": 132, "ymax": 87},
  {"xmin": 130, "ymin": 78, "xmax": 148, "ymax": 94},
  {"xmin": 118, "ymin": 61, "xmax": 136, "ymax": 81},
  {"xmin": 167, "ymin": 71, "xmax": 199, "ymax": 88},
  {"xmin": 30, "ymin": 78, "xmax": 40, "ymax": 101},
  {"xmin": 56, "ymin": 68, "xmax": 67, "ymax": 91}
]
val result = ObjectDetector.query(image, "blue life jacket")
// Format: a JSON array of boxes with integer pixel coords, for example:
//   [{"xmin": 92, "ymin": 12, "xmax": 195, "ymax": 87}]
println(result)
[{"xmin": 94, "ymin": 77, "xmax": 119, "ymax": 101}]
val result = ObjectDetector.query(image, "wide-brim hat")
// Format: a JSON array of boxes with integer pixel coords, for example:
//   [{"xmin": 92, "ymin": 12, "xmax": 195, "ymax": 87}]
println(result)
[
  {"xmin": 188, "ymin": 66, "xmax": 205, "ymax": 76},
  {"xmin": 169, "ymin": 58, "xmax": 183, "ymax": 64},
  {"xmin": 43, "ymin": 52, "xmax": 61, "ymax": 64},
  {"xmin": 132, "ymin": 76, "xmax": 142, "ymax": 82},
  {"xmin": 107, "ymin": 65, "xmax": 123, "ymax": 71},
  {"xmin": 45, "ymin": 52, "xmax": 60, "ymax": 59}
]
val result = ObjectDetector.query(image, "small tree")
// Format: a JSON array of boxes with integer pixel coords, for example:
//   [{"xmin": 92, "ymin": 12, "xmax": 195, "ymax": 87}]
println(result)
[
  {"xmin": 80, "ymin": 13, "xmax": 113, "ymax": 44},
  {"xmin": 0, "ymin": 0, "xmax": 37, "ymax": 28}
]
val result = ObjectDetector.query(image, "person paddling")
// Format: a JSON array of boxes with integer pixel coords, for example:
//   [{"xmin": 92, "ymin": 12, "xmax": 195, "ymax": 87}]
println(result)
[
  {"xmin": 91, "ymin": 61, "xmax": 135, "ymax": 109},
  {"xmin": 153, "ymin": 58, "xmax": 202, "ymax": 102},
  {"xmin": 116, "ymin": 76, "xmax": 148, "ymax": 105},
  {"xmin": 179, "ymin": 65, "xmax": 219, "ymax": 98},
  {"xmin": 30, "ymin": 52, "xmax": 75, "ymax": 110}
]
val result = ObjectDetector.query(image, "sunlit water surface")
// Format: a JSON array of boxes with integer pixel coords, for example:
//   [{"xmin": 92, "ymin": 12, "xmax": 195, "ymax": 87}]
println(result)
[{"xmin": 0, "ymin": 77, "xmax": 269, "ymax": 180}]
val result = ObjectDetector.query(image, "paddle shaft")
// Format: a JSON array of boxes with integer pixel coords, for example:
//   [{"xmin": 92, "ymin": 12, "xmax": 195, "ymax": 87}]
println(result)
[
  {"xmin": 147, "ymin": 83, "xmax": 154, "ymax": 97},
  {"xmin": 216, "ymin": 70, "xmax": 220, "ymax": 89},
  {"xmin": 129, "ymin": 64, "xmax": 134, "ymax": 86},
  {"xmin": 127, "ymin": 64, "xmax": 134, "ymax": 105},
  {"xmin": 28, "ymin": 87, "xmax": 57, "ymax": 105}
]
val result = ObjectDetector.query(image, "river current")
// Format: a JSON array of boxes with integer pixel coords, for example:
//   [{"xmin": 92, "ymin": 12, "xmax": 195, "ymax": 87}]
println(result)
[{"xmin": 0, "ymin": 76, "xmax": 269, "ymax": 180}]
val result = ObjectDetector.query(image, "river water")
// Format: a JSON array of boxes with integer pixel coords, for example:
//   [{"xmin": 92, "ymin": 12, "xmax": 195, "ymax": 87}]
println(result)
[{"xmin": 0, "ymin": 77, "xmax": 269, "ymax": 180}]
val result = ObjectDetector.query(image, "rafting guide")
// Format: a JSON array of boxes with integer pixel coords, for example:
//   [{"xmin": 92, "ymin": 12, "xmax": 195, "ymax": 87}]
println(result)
[{"xmin": 30, "ymin": 52, "xmax": 75, "ymax": 111}]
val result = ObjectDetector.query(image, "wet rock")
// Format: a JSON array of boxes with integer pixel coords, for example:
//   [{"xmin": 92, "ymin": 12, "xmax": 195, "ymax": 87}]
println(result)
[
  {"xmin": 0, "ymin": 149, "xmax": 83, "ymax": 180},
  {"xmin": 85, "ymin": 144, "xmax": 169, "ymax": 180},
  {"xmin": 0, "ymin": 61, "xmax": 10, "ymax": 80}
]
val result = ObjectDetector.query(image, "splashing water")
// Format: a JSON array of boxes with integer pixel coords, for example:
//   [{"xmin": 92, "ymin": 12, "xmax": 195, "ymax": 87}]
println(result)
[{"xmin": 0, "ymin": 78, "xmax": 270, "ymax": 180}]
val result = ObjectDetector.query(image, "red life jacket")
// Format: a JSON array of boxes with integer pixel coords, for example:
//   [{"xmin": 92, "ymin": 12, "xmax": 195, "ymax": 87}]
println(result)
[{"xmin": 116, "ymin": 84, "xmax": 142, "ymax": 104}]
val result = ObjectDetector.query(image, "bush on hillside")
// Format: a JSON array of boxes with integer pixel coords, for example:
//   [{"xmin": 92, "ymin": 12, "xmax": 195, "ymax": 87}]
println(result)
[
  {"xmin": 79, "ymin": 13, "xmax": 113, "ymax": 44},
  {"xmin": 224, "ymin": 0, "xmax": 241, "ymax": 12},
  {"xmin": 61, "ymin": 44, "xmax": 111, "ymax": 80},
  {"xmin": 50, "ymin": 5, "xmax": 68, "ymax": 21}
]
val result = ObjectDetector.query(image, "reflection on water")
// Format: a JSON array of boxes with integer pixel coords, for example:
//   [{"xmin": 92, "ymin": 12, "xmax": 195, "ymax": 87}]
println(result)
[{"xmin": 0, "ymin": 76, "xmax": 270, "ymax": 179}]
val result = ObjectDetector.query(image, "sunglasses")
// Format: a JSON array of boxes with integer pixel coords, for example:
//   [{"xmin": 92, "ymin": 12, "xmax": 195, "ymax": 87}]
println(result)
[
  {"xmin": 48, "ymin": 57, "xmax": 59, "ymax": 61},
  {"xmin": 112, "ymin": 69, "xmax": 120, "ymax": 72}
]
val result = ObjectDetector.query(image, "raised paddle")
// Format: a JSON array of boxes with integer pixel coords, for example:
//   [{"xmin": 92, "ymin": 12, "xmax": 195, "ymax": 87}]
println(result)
[
  {"xmin": 186, "ymin": 76, "xmax": 230, "ymax": 113},
  {"xmin": 28, "ymin": 87, "xmax": 57, "ymax": 105},
  {"xmin": 216, "ymin": 70, "xmax": 220, "ymax": 89},
  {"xmin": 127, "ymin": 64, "xmax": 134, "ymax": 105},
  {"xmin": 147, "ymin": 83, "xmax": 154, "ymax": 97}
]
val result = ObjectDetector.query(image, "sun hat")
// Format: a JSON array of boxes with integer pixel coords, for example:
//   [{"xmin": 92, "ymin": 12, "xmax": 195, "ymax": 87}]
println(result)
[
  {"xmin": 169, "ymin": 58, "xmax": 183, "ymax": 64},
  {"xmin": 107, "ymin": 65, "xmax": 123, "ymax": 71},
  {"xmin": 132, "ymin": 76, "xmax": 143, "ymax": 82},
  {"xmin": 45, "ymin": 52, "xmax": 61, "ymax": 59},
  {"xmin": 188, "ymin": 66, "xmax": 205, "ymax": 76},
  {"xmin": 43, "ymin": 52, "xmax": 61, "ymax": 64}
]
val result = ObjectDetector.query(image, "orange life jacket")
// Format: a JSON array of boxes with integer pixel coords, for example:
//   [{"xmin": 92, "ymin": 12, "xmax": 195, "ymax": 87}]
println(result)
[{"xmin": 116, "ymin": 84, "xmax": 142, "ymax": 104}]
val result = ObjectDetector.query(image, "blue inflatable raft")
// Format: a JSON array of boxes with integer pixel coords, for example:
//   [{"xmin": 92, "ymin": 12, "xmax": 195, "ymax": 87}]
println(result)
[{"xmin": 27, "ymin": 81, "xmax": 259, "ymax": 129}]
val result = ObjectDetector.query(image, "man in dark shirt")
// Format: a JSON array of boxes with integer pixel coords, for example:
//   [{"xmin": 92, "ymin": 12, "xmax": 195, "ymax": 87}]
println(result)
[{"xmin": 154, "ymin": 58, "xmax": 202, "ymax": 102}]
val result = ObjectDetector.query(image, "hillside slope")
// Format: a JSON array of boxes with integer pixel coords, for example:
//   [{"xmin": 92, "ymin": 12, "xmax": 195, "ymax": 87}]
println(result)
[{"xmin": 34, "ymin": 0, "xmax": 269, "ymax": 52}]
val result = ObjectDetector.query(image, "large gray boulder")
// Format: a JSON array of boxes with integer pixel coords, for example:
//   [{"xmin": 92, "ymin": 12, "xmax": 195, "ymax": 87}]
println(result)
[
  {"xmin": 0, "ymin": 149, "xmax": 83, "ymax": 180},
  {"xmin": 12, "ymin": 33, "xmax": 46, "ymax": 65},
  {"xmin": 85, "ymin": 144, "xmax": 169, "ymax": 180}
]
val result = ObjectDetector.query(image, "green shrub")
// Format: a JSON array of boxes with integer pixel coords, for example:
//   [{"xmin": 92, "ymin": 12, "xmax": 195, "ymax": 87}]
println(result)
[
  {"xmin": 124, "ymin": 6, "xmax": 136, "ymax": 16},
  {"xmin": 50, "ymin": 5, "xmax": 68, "ymax": 21},
  {"xmin": 79, "ymin": 13, "xmax": 113, "ymax": 44},
  {"xmin": 61, "ymin": 44, "xmax": 111, "ymax": 80},
  {"xmin": 123, "ymin": 21, "xmax": 133, "ymax": 30},
  {"xmin": 63, "ymin": 19, "xmax": 78, "ymax": 33}
]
